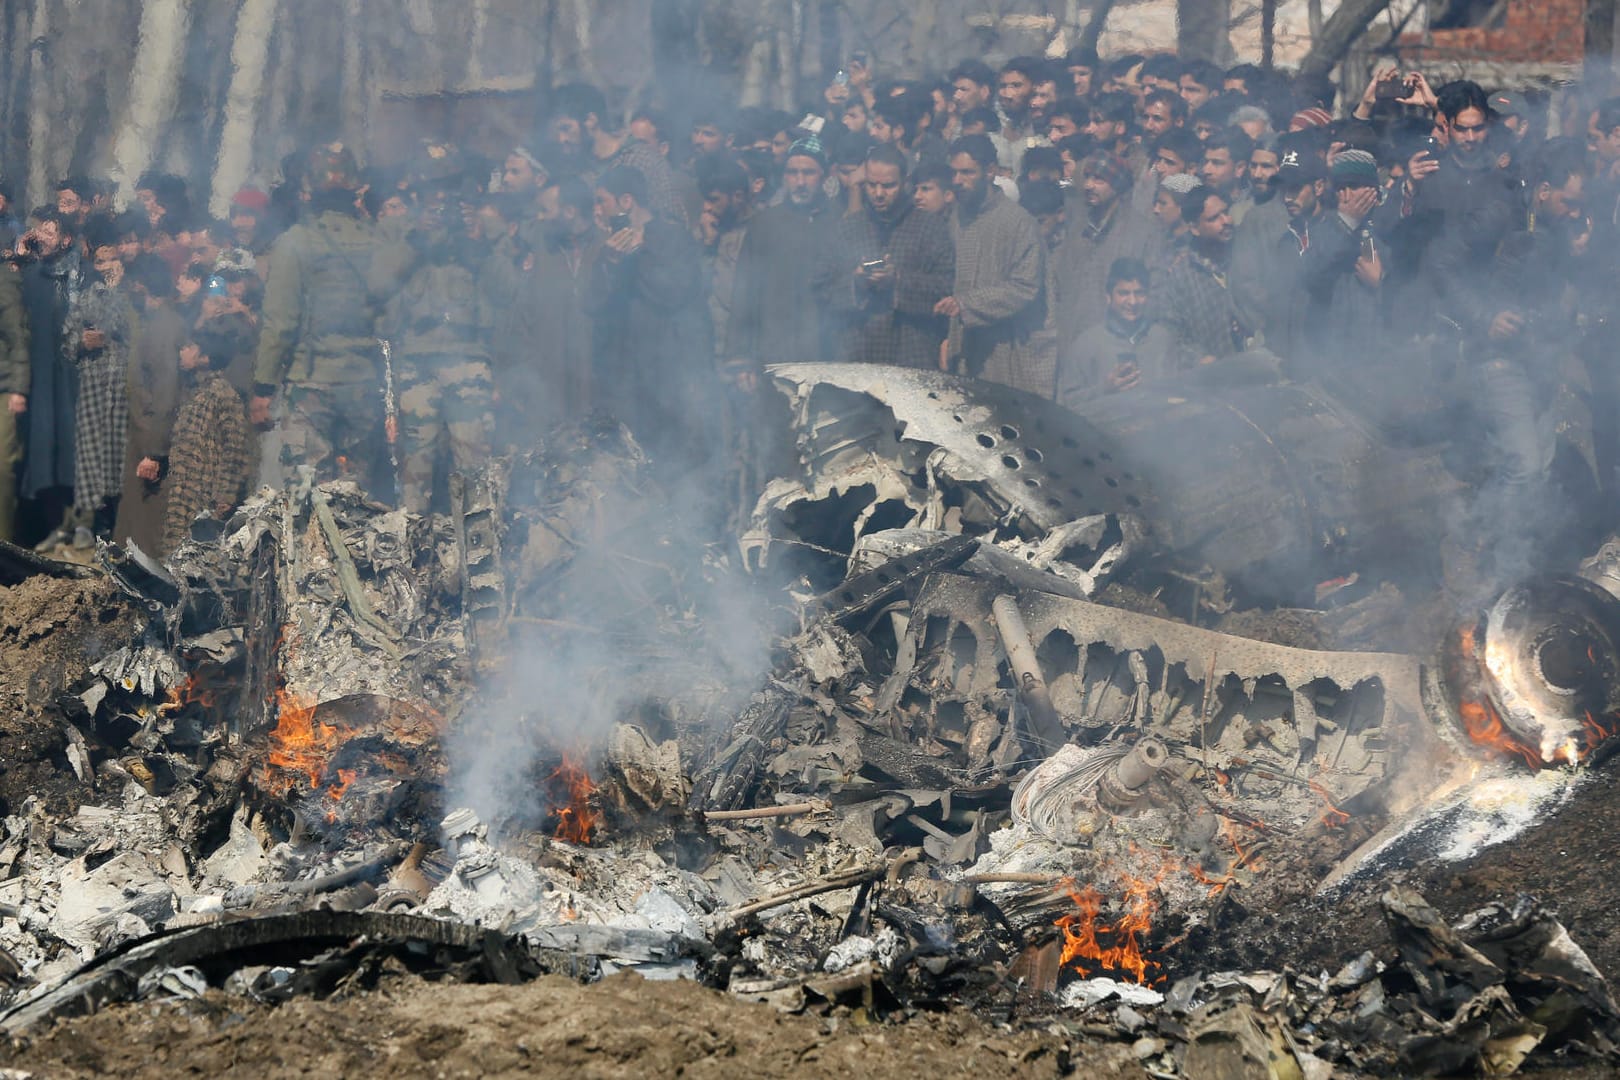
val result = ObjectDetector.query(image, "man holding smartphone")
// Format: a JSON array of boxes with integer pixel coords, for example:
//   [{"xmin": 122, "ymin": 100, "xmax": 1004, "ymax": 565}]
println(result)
[
  {"xmin": 1261, "ymin": 149, "xmax": 1387, "ymax": 375},
  {"xmin": 827, "ymin": 145, "xmax": 954, "ymax": 368}
]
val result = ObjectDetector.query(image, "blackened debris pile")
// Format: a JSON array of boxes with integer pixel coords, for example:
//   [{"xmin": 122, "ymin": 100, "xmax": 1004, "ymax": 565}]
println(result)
[{"xmin": 0, "ymin": 377, "xmax": 1617, "ymax": 1078}]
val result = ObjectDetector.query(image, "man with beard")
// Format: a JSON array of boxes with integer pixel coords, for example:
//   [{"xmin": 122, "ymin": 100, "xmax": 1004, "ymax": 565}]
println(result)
[
  {"xmin": 1395, "ymin": 81, "xmax": 1519, "ymax": 333},
  {"xmin": 1179, "ymin": 61, "xmax": 1222, "ymax": 113},
  {"xmin": 1141, "ymin": 90, "xmax": 1187, "ymax": 141},
  {"xmin": 827, "ymin": 145, "xmax": 954, "ymax": 368},
  {"xmin": 696, "ymin": 158, "xmax": 753, "ymax": 375},
  {"xmin": 937, "ymin": 134, "xmax": 1047, "ymax": 395},
  {"xmin": 1256, "ymin": 149, "xmax": 1330, "ymax": 364},
  {"xmin": 727, "ymin": 137, "xmax": 839, "ymax": 384},
  {"xmin": 1230, "ymin": 136, "xmax": 1291, "ymax": 336},
  {"xmin": 19, "ymin": 212, "xmax": 87, "ymax": 548},
  {"xmin": 1159, "ymin": 188, "xmax": 1250, "ymax": 368},
  {"xmin": 997, "ymin": 56, "xmax": 1046, "ymax": 173},
  {"xmin": 546, "ymin": 83, "xmax": 685, "ymax": 225},
  {"xmin": 1199, "ymin": 129, "xmax": 1254, "ymax": 224},
  {"xmin": 949, "ymin": 61, "xmax": 996, "ymax": 119},
  {"xmin": 1028, "ymin": 65, "xmax": 1064, "ymax": 134},
  {"xmin": 490, "ymin": 178, "xmax": 599, "ymax": 439},
  {"xmin": 1053, "ymin": 151, "xmax": 1162, "ymax": 352},
  {"xmin": 498, "ymin": 147, "xmax": 547, "ymax": 217}
]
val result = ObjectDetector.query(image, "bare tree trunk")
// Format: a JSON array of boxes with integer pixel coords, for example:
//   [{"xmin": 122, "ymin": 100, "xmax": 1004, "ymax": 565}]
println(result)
[
  {"xmin": 1177, "ymin": 0, "xmax": 1232, "ymax": 63},
  {"xmin": 570, "ymin": 0, "xmax": 598, "ymax": 83},
  {"xmin": 209, "ymin": 0, "xmax": 277, "ymax": 216},
  {"xmin": 776, "ymin": 0, "xmax": 799, "ymax": 109},
  {"xmin": 1263, "ymin": 0, "xmax": 1278, "ymax": 67},
  {"xmin": 1299, "ymin": 0, "xmax": 1395, "ymax": 79},
  {"xmin": 24, "ymin": 0, "xmax": 51, "ymax": 211},
  {"xmin": 739, "ymin": 33, "xmax": 770, "ymax": 107},
  {"xmin": 107, "ymin": 0, "xmax": 193, "ymax": 201},
  {"xmin": 1079, "ymin": 0, "xmax": 1121, "ymax": 52},
  {"xmin": 1307, "ymin": 0, "xmax": 1324, "ymax": 41},
  {"xmin": 340, "ymin": 0, "xmax": 368, "ymax": 151}
]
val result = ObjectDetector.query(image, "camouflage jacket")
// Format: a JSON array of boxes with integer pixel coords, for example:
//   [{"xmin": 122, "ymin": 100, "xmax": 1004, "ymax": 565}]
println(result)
[
  {"xmin": 0, "ymin": 264, "xmax": 28, "ymax": 396},
  {"xmin": 253, "ymin": 209, "xmax": 380, "ymax": 390}
]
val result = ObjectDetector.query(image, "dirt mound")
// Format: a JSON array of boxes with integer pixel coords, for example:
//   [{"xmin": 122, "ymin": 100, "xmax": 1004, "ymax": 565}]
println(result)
[
  {"xmin": 0, "ymin": 574, "xmax": 140, "ymax": 816},
  {"xmin": 0, "ymin": 971, "xmax": 1142, "ymax": 1079}
]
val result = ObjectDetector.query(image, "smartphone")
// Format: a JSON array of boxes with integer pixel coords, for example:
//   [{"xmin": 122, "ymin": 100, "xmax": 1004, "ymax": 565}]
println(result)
[
  {"xmin": 834, "ymin": 70, "xmax": 850, "ymax": 87},
  {"xmin": 1375, "ymin": 78, "xmax": 1404, "ymax": 102},
  {"xmin": 1422, "ymin": 135, "xmax": 1439, "ymax": 152},
  {"xmin": 609, "ymin": 212, "xmax": 632, "ymax": 232},
  {"xmin": 1360, "ymin": 234, "xmax": 1376, "ymax": 260}
]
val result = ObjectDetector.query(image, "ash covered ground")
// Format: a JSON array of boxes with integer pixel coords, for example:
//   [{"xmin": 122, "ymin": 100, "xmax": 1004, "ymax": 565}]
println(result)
[{"xmin": 1, "ymin": 372, "xmax": 1619, "ymax": 1078}]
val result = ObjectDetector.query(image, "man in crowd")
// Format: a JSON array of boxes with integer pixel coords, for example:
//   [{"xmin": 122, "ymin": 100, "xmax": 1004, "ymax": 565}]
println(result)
[
  {"xmin": 1159, "ymin": 188, "xmax": 1248, "ymax": 369},
  {"xmin": 251, "ymin": 143, "xmax": 383, "ymax": 486},
  {"xmin": 828, "ymin": 145, "xmax": 954, "ymax": 368},
  {"xmin": 368, "ymin": 145, "xmax": 498, "ymax": 513},
  {"xmin": 1058, "ymin": 256, "xmax": 1173, "ymax": 407},
  {"xmin": 1054, "ymin": 151, "xmax": 1161, "ymax": 351},
  {"xmin": 728, "ymin": 137, "xmax": 838, "ymax": 383},
  {"xmin": 589, "ymin": 165, "xmax": 711, "ymax": 478},
  {"xmin": 938, "ymin": 134, "xmax": 1046, "ymax": 395}
]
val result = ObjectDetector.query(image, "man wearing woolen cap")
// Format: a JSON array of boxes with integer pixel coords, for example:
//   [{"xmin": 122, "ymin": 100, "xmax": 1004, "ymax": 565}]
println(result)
[{"xmin": 1278, "ymin": 148, "xmax": 1388, "ymax": 375}]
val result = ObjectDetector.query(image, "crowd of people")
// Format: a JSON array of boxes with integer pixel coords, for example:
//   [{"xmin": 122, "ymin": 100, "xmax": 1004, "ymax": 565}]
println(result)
[{"xmin": 1, "ymin": 46, "xmax": 1619, "ymax": 583}]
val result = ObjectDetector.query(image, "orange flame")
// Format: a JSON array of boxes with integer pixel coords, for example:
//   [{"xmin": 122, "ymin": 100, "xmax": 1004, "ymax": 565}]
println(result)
[
  {"xmin": 1453, "ymin": 626, "xmax": 1543, "ymax": 769},
  {"xmin": 160, "ymin": 672, "xmax": 219, "ymax": 716},
  {"xmin": 1583, "ymin": 711, "xmax": 1618, "ymax": 757},
  {"xmin": 1055, "ymin": 875, "xmax": 1160, "ymax": 985},
  {"xmin": 1308, "ymin": 781, "xmax": 1350, "ymax": 829},
  {"xmin": 265, "ymin": 687, "xmax": 343, "ymax": 795},
  {"xmin": 548, "ymin": 754, "xmax": 598, "ymax": 844},
  {"xmin": 1193, "ymin": 818, "xmax": 1266, "ymax": 897},
  {"xmin": 1457, "ymin": 697, "xmax": 1541, "ymax": 770}
]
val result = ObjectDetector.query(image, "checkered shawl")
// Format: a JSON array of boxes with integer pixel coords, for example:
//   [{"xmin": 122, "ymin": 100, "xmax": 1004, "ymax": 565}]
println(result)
[
  {"xmin": 829, "ymin": 205, "xmax": 954, "ymax": 368},
  {"xmin": 163, "ymin": 370, "xmax": 249, "ymax": 556},
  {"xmin": 65, "ymin": 281, "xmax": 133, "ymax": 510}
]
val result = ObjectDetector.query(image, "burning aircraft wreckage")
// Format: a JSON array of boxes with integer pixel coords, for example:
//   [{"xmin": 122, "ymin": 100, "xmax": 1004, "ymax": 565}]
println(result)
[{"xmin": 1, "ymin": 364, "xmax": 1619, "ymax": 1076}]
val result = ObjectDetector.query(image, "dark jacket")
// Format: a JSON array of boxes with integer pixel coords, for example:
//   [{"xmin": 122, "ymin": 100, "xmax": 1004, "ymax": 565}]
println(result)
[
  {"xmin": 491, "ymin": 224, "xmax": 599, "ymax": 426},
  {"xmin": 19, "ymin": 246, "xmax": 83, "ymax": 498},
  {"xmin": 727, "ymin": 195, "xmax": 840, "ymax": 366},
  {"xmin": 589, "ymin": 218, "xmax": 712, "ymax": 465},
  {"xmin": 1393, "ymin": 151, "xmax": 1520, "ymax": 339}
]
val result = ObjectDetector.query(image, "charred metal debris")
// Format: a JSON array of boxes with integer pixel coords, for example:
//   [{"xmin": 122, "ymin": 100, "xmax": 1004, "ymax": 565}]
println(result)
[{"xmin": 1, "ymin": 372, "xmax": 1619, "ymax": 1075}]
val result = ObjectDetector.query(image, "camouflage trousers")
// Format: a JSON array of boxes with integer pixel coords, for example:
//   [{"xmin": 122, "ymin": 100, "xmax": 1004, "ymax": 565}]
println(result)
[
  {"xmin": 396, "ymin": 354, "xmax": 494, "ymax": 514},
  {"xmin": 280, "ymin": 381, "xmax": 384, "ymax": 489}
]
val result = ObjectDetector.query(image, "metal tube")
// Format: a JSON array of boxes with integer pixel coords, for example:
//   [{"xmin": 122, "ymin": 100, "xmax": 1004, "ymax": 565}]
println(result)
[{"xmin": 990, "ymin": 594, "xmax": 1067, "ymax": 750}]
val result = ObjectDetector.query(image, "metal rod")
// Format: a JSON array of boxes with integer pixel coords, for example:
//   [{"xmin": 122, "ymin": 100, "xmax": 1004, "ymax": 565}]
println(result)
[{"xmin": 990, "ymin": 594, "xmax": 1067, "ymax": 750}]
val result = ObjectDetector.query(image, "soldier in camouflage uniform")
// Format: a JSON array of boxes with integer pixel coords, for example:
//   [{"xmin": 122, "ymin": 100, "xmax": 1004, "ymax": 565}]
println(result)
[
  {"xmin": 367, "ymin": 143, "xmax": 497, "ymax": 513},
  {"xmin": 250, "ymin": 142, "xmax": 384, "ymax": 487}
]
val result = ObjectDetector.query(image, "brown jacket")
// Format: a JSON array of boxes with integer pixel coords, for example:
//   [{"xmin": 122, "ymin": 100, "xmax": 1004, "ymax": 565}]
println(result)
[{"xmin": 114, "ymin": 302, "xmax": 187, "ymax": 556}]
